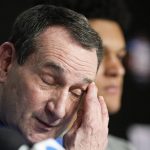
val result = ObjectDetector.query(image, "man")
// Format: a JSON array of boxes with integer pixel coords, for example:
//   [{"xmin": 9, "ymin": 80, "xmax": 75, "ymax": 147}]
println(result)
[
  {"xmin": 32, "ymin": 0, "xmax": 136, "ymax": 150},
  {"xmin": 0, "ymin": 4, "xmax": 109, "ymax": 149}
]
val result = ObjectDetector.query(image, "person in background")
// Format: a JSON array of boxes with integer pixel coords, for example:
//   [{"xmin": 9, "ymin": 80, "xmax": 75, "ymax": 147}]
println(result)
[
  {"xmin": 0, "ymin": 4, "xmax": 109, "ymax": 150},
  {"xmin": 32, "ymin": 0, "xmax": 136, "ymax": 150}
]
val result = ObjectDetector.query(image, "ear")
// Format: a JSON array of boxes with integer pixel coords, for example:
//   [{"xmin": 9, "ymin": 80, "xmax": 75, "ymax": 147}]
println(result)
[{"xmin": 0, "ymin": 42, "xmax": 16, "ymax": 82}]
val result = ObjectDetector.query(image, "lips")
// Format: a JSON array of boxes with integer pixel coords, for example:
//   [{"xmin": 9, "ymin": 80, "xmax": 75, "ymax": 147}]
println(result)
[
  {"xmin": 104, "ymin": 85, "xmax": 120, "ymax": 94},
  {"xmin": 35, "ymin": 116, "xmax": 62, "ymax": 128}
]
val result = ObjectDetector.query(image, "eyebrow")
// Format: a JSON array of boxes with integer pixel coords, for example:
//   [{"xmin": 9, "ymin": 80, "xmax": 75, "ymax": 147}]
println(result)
[
  {"xmin": 83, "ymin": 78, "xmax": 93, "ymax": 84},
  {"xmin": 118, "ymin": 47, "xmax": 126, "ymax": 52},
  {"xmin": 44, "ymin": 61, "xmax": 65, "ymax": 74},
  {"xmin": 103, "ymin": 46, "xmax": 126, "ymax": 52}
]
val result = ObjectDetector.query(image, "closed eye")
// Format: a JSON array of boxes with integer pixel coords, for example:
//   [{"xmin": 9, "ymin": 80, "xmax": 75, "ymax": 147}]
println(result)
[
  {"xmin": 41, "ymin": 74, "xmax": 55, "ymax": 85},
  {"xmin": 71, "ymin": 89, "xmax": 83, "ymax": 98},
  {"xmin": 117, "ymin": 50, "xmax": 126, "ymax": 62},
  {"xmin": 117, "ymin": 54, "xmax": 125, "ymax": 62}
]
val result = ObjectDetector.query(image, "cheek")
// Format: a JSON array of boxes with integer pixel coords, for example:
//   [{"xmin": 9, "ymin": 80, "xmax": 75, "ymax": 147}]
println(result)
[
  {"xmin": 96, "ymin": 65, "xmax": 105, "ymax": 85},
  {"xmin": 14, "ymin": 73, "xmax": 48, "ymax": 114},
  {"xmin": 67, "ymin": 100, "xmax": 78, "ymax": 116},
  {"xmin": 97, "ymin": 60, "xmax": 105, "ymax": 76},
  {"xmin": 20, "ymin": 84, "xmax": 47, "ymax": 111},
  {"xmin": 64, "ymin": 99, "xmax": 79, "ymax": 126}
]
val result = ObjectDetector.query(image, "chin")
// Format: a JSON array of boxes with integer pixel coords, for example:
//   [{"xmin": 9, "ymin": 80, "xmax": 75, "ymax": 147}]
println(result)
[
  {"xmin": 26, "ymin": 132, "xmax": 51, "ymax": 144},
  {"xmin": 108, "ymin": 101, "xmax": 121, "ymax": 114},
  {"xmin": 108, "ymin": 106, "xmax": 121, "ymax": 114},
  {"xmin": 105, "ymin": 97, "xmax": 121, "ymax": 114}
]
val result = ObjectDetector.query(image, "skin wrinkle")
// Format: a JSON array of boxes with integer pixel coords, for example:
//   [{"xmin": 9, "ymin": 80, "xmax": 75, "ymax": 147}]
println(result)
[
  {"xmin": 34, "ymin": 32, "xmax": 97, "ymax": 78},
  {"xmin": 43, "ymin": 53, "xmax": 96, "ymax": 76},
  {"xmin": 28, "ymin": 55, "xmax": 96, "ymax": 84},
  {"xmin": 25, "ymin": 26, "xmax": 96, "ymax": 141},
  {"xmin": 36, "ymin": 26, "xmax": 97, "ymax": 73},
  {"xmin": 16, "ymin": 63, "xmax": 70, "ymax": 140},
  {"xmin": 34, "ymin": 53, "xmax": 96, "ymax": 83},
  {"xmin": 31, "ymin": 55, "xmax": 93, "ymax": 94},
  {"xmin": 36, "ymin": 46, "xmax": 96, "ymax": 74}
]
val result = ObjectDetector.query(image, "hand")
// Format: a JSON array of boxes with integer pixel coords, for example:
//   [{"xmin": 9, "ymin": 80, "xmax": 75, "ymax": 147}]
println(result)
[{"xmin": 64, "ymin": 82, "xmax": 109, "ymax": 150}]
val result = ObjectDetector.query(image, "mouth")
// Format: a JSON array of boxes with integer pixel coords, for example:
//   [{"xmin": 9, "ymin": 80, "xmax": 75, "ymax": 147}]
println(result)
[
  {"xmin": 104, "ymin": 85, "xmax": 121, "ymax": 94},
  {"xmin": 35, "ymin": 117, "xmax": 62, "ymax": 129}
]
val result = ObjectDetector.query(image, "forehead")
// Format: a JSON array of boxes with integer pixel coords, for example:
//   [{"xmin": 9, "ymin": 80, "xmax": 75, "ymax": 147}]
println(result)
[
  {"xmin": 33, "ymin": 26, "xmax": 98, "ymax": 81},
  {"xmin": 89, "ymin": 19, "xmax": 125, "ymax": 51}
]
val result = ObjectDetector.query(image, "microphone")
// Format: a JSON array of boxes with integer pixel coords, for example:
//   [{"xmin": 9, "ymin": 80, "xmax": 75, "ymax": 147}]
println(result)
[
  {"xmin": 0, "ymin": 127, "xmax": 29, "ymax": 150},
  {"xmin": 0, "ymin": 127, "xmax": 65, "ymax": 150},
  {"xmin": 30, "ymin": 138, "xmax": 65, "ymax": 150}
]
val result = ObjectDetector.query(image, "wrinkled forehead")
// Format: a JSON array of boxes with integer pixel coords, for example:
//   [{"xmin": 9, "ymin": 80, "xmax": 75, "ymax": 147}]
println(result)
[{"xmin": 34, "ymin": 26, "xmax": 98, "ymax": 80}]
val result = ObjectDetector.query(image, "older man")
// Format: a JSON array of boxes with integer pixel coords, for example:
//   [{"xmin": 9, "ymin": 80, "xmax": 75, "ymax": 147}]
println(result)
[{"xmin": 0, "ymin": 4, "xmax": 108, "ymax": 149}]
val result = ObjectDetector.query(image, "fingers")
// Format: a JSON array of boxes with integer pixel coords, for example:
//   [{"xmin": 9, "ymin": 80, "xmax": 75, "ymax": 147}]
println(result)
[
  {"xmin": 82, "ymin": 82, "xmax": 109, "ymax": 128},
  {"xmin": 98, "ymin": 96, "xmax": 109, "ymax": 126},
  {"xmin": 82, "ymin": 82, "xmax": 102, "ymax": 126},
  {"xmin": 64, "ymin": 82, "xmax": 109, "ymax": 150},
  {"xmin": 84, "ymin": 82, "xmax": 99, "ymax": 111}
]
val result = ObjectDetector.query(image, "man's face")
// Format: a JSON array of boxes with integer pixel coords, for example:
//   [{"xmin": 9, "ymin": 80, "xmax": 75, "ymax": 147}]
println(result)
[
  {"xmin": 0, "ymin": 27, "xmax": 98, "ymax": 143},
  {"xmin": 89, "ymin": 19, "xmax": 126, "ymax": 114}
]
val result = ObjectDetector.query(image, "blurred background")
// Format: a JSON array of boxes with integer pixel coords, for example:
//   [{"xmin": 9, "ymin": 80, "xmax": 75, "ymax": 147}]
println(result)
[{"xmin": 0, "ymin": 0, "xmax": 150, "ymax": 149}]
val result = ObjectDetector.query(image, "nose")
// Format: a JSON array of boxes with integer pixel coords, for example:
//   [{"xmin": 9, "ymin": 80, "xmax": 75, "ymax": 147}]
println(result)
[
  {"xmin": 46, "ymin": 89, "xmax": 68, "ymax": 119},
  {"xmin": 104, "ymin": 55, "xmax": 125, "ymax": 77}
]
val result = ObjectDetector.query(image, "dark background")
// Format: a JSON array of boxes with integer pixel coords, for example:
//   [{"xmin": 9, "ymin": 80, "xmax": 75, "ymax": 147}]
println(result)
[
  {"xmin": 0, "ymin": 0, "xmax": 150, "ymax": 140},
  {"xmin": 1, "ymin": 0, "xmax": 150, "ymax": 42}
]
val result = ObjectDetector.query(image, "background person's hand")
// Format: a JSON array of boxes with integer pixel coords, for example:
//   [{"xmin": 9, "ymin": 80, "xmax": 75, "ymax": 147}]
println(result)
[{"xmin": 64, "ymin": 82, "xmax": 109, "ymax": 150}]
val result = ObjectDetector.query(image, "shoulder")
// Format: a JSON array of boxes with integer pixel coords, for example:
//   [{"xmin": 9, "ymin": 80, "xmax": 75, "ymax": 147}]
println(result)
[{"xmin": 107, "ymin": 135, "xmax": 136, "ymax": 150}]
